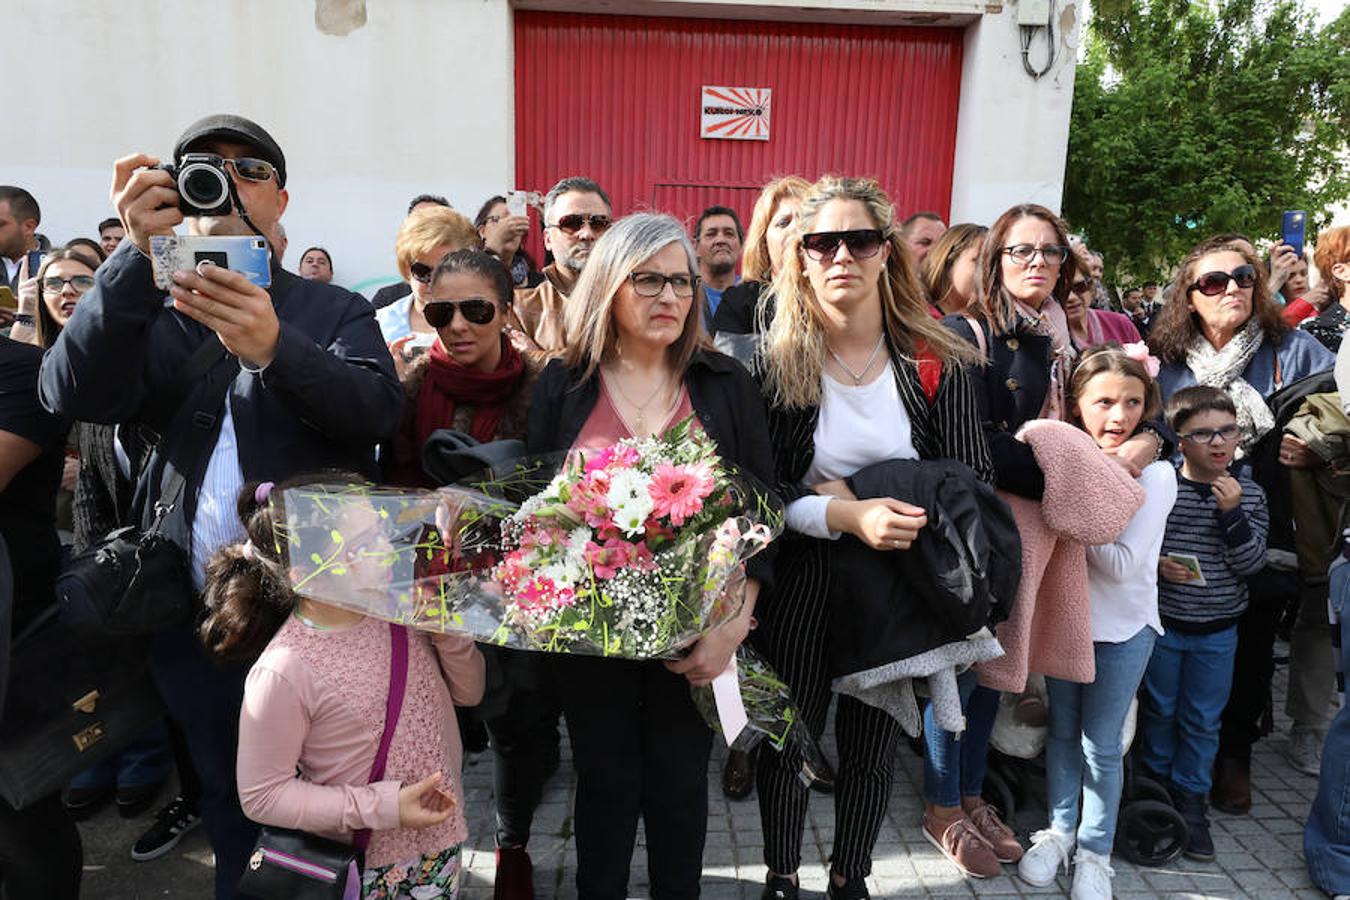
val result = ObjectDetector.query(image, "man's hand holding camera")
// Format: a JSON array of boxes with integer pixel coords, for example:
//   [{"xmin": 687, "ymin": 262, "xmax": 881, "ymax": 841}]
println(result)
[
  {"xmin": 170, "ymin": 263, "xmax": 279, "ymax": 368},
  {"xmin": 113, "ymin": 152, "xmax": 279, "ymax": 368},
  {"xmin": 111, "ymin": 154, "xmax": 182, "ymax": 255}
]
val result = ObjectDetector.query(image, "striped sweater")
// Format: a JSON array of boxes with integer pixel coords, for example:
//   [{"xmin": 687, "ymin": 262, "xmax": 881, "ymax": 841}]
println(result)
[{"xmin": 1157, "ymin": 467, "xmax": 1269, "ymax": 632}]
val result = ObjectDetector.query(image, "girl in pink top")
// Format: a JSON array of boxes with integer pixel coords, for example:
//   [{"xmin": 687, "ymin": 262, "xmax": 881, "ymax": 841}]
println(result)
[{"xmin": 199, "ymin": 477, "xmax": 485, "ymax": 899}]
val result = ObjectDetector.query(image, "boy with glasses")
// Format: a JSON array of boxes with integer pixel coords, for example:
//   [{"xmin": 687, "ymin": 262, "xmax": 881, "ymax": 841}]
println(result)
[{"xmin": 1138, "ymin": 386, "xmax": 1269, "ymax": 864}]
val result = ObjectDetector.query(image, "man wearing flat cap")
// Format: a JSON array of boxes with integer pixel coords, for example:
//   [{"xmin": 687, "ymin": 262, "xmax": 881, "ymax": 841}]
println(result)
[{"xmin": 39, "ymin": 114, "xmax": 403, "ymax": 898}]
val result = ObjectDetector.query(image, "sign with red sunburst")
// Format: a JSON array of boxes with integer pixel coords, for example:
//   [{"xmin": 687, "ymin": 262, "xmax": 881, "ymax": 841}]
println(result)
[{"xmin": 700, "ymin": 86, "xmax": 772, "ymax": 141}]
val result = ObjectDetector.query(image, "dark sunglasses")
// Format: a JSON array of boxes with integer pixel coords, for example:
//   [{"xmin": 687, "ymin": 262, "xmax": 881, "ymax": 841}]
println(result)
[
  {"xmin": 1070, "ymin": 279, "xmax": 1093, "ymax": 295},
  {"xmin": 424, "ymin": 297, "xmax": 498, "ymax": 328},
  {"xmin": 220, "ymin": 156, "xmax": 277, "ymax": 183},
  {"xmin": 547, "ymin": 213, "xmax": 611, "ymax": 236},
  {"xmin": 1190, "ymin": 265, "xmax": 1257, "ymax": 296},
  {"xmin": 801, "ymin": 229, "xmax": 887, "ymax": 261},
  {"xmin": 43, "ymin": 275, "xmax": 96, "ymax": 294},
  {"xmin": 409, "ymin": 261, "xmax": 435, "ymax": 284}
]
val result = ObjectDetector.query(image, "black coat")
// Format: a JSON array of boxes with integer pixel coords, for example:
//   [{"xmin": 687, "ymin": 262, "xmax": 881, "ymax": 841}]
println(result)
[
  {"xmin": 831, "ymin": 459, "xmax": 1021, "ymax": 677},
  {"xmin": 40, "ymin": 240, "xmax": 404, "ymax": 544},
  {"xmin": 526, "ymin": 348, "xmax": 778, "ymax": 587},
  {"xmin": 942, "ymin": 315, "xmax": 1053, "ymax": 500},
  {"xmin": 709, "ymin": 281, "xmax": 768, "ymax": 336}
]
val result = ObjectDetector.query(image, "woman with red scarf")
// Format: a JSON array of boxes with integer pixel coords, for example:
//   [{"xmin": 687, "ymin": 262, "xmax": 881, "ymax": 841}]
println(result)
[
  {"xmin": 387, "ymin": 249, "xmax": 538, "ymax": 488},
  {"xmin": 385, "ymin": 249, "xmax": 549, "ymax": 900}
]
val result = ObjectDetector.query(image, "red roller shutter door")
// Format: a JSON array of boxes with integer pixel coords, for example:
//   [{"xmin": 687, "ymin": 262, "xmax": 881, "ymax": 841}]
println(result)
[{"xmin": 514, "ymin": 11, "xmax": 964, "ymax": 258}]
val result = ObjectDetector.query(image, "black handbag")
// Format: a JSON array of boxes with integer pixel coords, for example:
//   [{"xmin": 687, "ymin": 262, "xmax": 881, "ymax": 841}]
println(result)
[
  {"xmin": 238, "ymin": 624, "xmax": 409, "ymax": 900},
  {"xmin": 0, "ymin": 604, "xmax": 166, "ymax": 808},
  {"xmin": 54, "ymin": 336, "xmax": 232, "ymax": 636}
]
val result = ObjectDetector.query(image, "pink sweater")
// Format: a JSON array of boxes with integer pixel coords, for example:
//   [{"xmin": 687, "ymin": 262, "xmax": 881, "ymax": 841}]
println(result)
[{"xmin": 237, "ymin": 615, "xmax": 485, "ymax": 868}]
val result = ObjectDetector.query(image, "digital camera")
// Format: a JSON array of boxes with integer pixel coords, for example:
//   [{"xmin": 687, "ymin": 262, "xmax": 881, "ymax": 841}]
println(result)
[{"xmin": 158, "ymin": 153, "xmax": 233, "ymax": 217}]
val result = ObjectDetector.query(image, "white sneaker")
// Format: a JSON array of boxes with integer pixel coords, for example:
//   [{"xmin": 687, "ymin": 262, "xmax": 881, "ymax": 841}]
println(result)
[
  {"xmin": 1286, "ymin": 728, "xmax": 1324, "ymax": 777},
  {"xmin": 1018, "ymin": 829, "xmax": 1074, "ymax": 887},
  {"xmin": 1070, "ymin": 848, "xmax": 1114, "ymax": 900}
]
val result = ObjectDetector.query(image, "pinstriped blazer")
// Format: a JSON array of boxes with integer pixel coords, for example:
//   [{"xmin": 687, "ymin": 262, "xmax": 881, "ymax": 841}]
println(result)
[{"xmin": 762, "ymin": 337, "xmax": 994, "ymax": 507}]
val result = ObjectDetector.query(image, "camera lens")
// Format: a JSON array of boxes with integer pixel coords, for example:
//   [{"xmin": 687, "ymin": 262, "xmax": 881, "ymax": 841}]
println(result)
[{"xmin": 178, "ymin": 163, "xmax": 229, "ymax": 210}]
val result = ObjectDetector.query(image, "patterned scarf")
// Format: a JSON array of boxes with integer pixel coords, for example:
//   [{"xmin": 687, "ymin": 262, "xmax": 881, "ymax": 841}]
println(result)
[
  {"xmin": 1185, "ymin": 317, "xmax": 1275, "ymax": 452},
  {"xmin": 1016, "ymin": 297, "xmax": 1077, "ymax": 421}
]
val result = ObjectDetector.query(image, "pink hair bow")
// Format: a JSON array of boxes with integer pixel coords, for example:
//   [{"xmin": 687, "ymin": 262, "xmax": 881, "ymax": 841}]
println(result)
[{"xmin": 1122, "ymin": 341, "xmax": 1161, "ymax": 378}]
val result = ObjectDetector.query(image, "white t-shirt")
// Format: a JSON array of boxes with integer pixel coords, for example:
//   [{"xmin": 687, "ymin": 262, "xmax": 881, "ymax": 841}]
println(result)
[
  {"xmin": 786, "ymin": 363, "xmax": 917, "ymax": 539},
  {"xmin": 1085, "ymin": 460, "xmax": 1177, "ymax": 642}
]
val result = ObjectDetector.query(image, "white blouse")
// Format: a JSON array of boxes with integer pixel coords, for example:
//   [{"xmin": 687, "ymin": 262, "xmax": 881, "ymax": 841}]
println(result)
[{"xmin": 786, "ymin": 363, "xmax": 918, "ymax": 540}]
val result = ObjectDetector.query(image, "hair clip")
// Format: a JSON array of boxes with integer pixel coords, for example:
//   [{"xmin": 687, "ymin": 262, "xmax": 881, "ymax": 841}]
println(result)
[{"xmin": 255, "ymin": 481, "xmax": 276, "ymax": 505}]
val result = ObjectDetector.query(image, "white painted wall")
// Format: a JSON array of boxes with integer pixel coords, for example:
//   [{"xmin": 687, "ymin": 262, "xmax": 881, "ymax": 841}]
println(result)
[
  {"xmin": 4, "ymin": 0, "xmax": 516, "ymax": 297},
  {"xmin": 5, "ymin": 0, "xmax": 1079, "ymax": 292},
  {"xmin": 948, "ymin": 0, "xmax": 1081, "ymax": 222}
]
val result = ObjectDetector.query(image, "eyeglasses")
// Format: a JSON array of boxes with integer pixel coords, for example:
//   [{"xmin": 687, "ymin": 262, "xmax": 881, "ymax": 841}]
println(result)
[
  {"xmin": 205, "ymin": 155, "xmax": 276, "ymax": 183},
  {"xmin": 424, "ymin": 297, "xmax": 498, "ymax": 328},
  {"xmin": 1181, "ymin": 425, "xmax": 1242, "ymax": 445},
  {"xmin": 1001, "ymin": 244, "xmax": 1071, "ymax": 265},
  {"xmin": 801, "ymin": 229, "xmax": 887, "ymax": 261},
  {"xmin": 409, "ymin": 261, "xmax": 435, "ymax": 284},
  {"xmin": 628, "ymin": 272, "xmax": 697, "ymax": 299},
  {"xmin": 1070, "ymin": 279, "xmax": 1093, "ymax": 295},
  {"xmin": 546, "ymin": 213, "xmax": 612, "ymax": 236},
  {"xmin": 1190, "ymin": 265, "xmax": 1257, "ymax": 296},
  {"xmin": 42, "ymin": 275, "xmax": 96, "ymax": 294},
  {"xmin": 482, "ymin": 214, "xmax": 505, "ymax": 226}
]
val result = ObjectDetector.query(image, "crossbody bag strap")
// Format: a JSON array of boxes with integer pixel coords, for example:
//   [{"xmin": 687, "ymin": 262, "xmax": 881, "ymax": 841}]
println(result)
[
  {"xmin": 140, "ymin": 335, "xmax": 230, "ymax": 443},
  {"xmin": 353, "ymin": 624, "xmax": 410, "ymax": 853}
]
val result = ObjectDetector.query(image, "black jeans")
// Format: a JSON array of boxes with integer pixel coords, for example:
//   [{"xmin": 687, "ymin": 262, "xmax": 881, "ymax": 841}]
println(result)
[
  {"xmin": 149, "ymin": 625, "xmax": 257, "ymax": 899},
  {"xmin": 1217, "ymin": 571, "xmax": 1288, "ymax": 766},
  {"xmin": 483, "ymin": 651, "xmax": 561, "ymax": 848},
  {"xmin": 0, "ymin": 792, "xmax": 81, "ymax": 899},
  {"xmin": 556, "ymin": 656, "xmax": 711, "ymax": 900}
]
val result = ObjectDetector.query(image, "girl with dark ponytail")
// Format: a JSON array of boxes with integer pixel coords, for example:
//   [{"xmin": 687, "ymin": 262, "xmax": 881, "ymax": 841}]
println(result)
[{"xmin": 200, "ymin": 476, "xmax": 485, "ymax": 898}]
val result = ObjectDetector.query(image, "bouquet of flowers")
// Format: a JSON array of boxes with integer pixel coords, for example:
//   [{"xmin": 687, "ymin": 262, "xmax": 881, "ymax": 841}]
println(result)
[{"xmin": 272, "ymin": 418, "xmax": 782, "ymax": 660}]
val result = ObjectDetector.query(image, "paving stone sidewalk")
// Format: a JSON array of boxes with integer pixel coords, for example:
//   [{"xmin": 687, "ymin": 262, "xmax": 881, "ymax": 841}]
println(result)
[{"xmin": 78, "ymin": 647, "xmax": 1330, "ymax": 898}]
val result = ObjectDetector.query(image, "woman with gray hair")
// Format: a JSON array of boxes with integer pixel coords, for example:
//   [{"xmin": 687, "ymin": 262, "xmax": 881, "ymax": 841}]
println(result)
[{"xmin": 525, "ymin": 212, "xmax": 776, "ymax": 900}]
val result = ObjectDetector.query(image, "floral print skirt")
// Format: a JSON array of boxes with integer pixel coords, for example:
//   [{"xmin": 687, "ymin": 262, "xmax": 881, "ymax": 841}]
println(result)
[{"xmin": 361, "ymin": 844, "xmax": 460, "ymax": 899}]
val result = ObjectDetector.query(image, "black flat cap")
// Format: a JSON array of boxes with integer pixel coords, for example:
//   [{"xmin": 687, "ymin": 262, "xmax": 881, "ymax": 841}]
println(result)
[{"xmin": 174, "ymin": 114, "xmax": 287, "ymax": 187}]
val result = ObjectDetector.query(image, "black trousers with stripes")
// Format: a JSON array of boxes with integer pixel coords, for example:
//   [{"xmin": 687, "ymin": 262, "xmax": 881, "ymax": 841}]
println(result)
[{"xmin": 752, "ymin": 538, "xmax": 905, "ymax": 879}]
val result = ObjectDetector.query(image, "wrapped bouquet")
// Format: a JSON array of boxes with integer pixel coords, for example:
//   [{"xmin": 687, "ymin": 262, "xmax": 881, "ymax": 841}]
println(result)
[{"xmin": 273, "ymin": 419, "xmax": 782, "ymax": 660}]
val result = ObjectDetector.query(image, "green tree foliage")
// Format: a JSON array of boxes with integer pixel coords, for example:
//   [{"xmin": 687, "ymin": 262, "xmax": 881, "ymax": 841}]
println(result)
[{"xmin": 1064, "ymin": 0, "xmax": 1350, "ymax": 282}]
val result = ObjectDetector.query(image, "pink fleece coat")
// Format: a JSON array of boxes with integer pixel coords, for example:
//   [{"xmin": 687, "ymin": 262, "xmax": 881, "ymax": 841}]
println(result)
[{"xmin": 978, "ymin": 420, "xmax": 1146, "ymax": 692}]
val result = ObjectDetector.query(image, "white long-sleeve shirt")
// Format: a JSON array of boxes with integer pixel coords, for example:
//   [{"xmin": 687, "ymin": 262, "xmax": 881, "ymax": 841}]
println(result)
[{"xmin": 1085, "ymin": 460, "xmax": 1177, "ymax": 642}]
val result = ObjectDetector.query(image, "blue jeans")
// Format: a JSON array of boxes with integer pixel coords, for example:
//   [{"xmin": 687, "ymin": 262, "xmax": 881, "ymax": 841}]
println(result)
[
  {"xmin": 69, "ymin": 726, "xmax": 172, "ymax": 791},
  {"xmin": 1045, "ymin": 627, "xmax": 1157, "ymax": 855},
  {"xmin": 922, "ymin": 670, "xmax": 1000, "ymax": 807},
  {"xmin": 1138, "ymin": 625, "xmax": 1238, "ymax": 795},
  {"xmin": 1305, "ymin": 563, "xmax": 1350, "ymax": 895}
]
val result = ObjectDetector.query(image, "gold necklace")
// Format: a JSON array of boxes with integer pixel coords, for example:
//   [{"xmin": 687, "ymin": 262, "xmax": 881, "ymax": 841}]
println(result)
[{"xmin": 605, "ymin": 368, "xmax": 672, "ymax": 434}]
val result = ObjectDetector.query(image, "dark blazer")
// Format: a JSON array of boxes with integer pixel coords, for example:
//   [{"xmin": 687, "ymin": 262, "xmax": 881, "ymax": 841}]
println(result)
[
  {"xmin": 753, "ymin": 338, "xmax": 994, "ymax": 652},
  {"xmin": 942, "ymin": 315, "xmax": 1053, "ymax": 500},
  {"xmin": 526, "ymin": 348, "xmax": 778, "ymax": 587},
  {"xmin": 40, "ymin": 240, "xmax": 404, "ymax": 543},
  {"xmin": 709, "ymin": 281, "xmax": 767, "ymax": 336},
  {"xmin": 370, "ymin": 280, "xmax": 411, "ymax": 310}
]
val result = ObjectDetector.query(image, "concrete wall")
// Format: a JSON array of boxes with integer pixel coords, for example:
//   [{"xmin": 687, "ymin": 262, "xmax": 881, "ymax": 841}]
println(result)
[
  {"xmin": 5, "ymin": 0, "xmax": 516, "ymax": 295},
  {"xmin": 948, "ymin": 0, "xmax": 1082, "ymax": 222}
]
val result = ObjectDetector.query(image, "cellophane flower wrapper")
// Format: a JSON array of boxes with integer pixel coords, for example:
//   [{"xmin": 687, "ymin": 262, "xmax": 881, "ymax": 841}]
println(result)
[
  {"xmin": 273, "ymin": 418, "xmax": 784, "ymax": 659},
  {"xmin": 691, "ymin": 645, "xmax": 830, "ymax": 786}
]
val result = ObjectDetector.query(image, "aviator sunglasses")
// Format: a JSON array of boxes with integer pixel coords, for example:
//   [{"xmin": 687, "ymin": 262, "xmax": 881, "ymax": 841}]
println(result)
[
  {"xmin": 423, "ymin": 297, "xmax": 498, "ymax": 328},
  {"xmin": 801, "ymin": 229, "xmax": 887, "ymax": 261},
  {"xmin": 547, "ymin": 213, "xmax": 612, "ymax": 236},
  {"xmin": 1189, "ymin": 265, "xmax": 1257, "ymax": 296}
]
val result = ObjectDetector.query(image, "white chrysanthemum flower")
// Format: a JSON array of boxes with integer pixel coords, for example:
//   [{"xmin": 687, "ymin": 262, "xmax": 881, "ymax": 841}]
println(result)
[
  {"xmin": 613, "ymin": 494, "xmax": 654, "ymax": 537},
  {"xmin": 606, "ymin": 467, "xmax": 648, "ymax": 505},
  {"xmin": 566, "ymin": 527, "xmax": 591, "ymax": 565}
]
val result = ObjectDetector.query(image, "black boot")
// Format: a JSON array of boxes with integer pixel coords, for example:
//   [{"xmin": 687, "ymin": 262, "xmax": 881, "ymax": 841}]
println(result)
[
  {"xmin": 762, "ymin": 874, "xmax": 799, "ymax": 900},
  {"xmin": 1175, "ymin": 788, "xmax": 1215, "ymax": 861}
]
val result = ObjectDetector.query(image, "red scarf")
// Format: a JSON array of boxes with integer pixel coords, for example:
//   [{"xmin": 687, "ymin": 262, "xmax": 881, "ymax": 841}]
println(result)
[{"xmin": 416, "ymin": 335, "xmax": 525, "ymax": 447}]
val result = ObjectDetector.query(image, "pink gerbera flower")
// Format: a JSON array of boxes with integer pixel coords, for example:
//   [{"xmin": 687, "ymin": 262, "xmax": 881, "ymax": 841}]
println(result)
[{"xmin": 648, "ymin": 462, "xmax": 715, "ymax": 526}]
